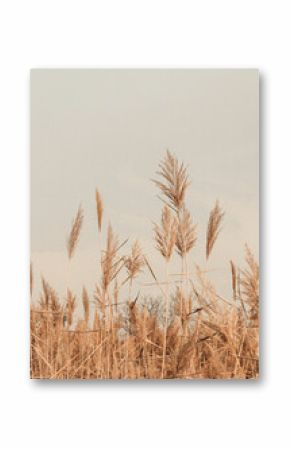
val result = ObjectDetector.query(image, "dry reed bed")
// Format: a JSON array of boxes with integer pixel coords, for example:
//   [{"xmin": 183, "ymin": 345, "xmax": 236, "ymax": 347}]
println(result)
[{"xmin": 30, "ymin": 151, "xmax": 259, "ymax": 379}]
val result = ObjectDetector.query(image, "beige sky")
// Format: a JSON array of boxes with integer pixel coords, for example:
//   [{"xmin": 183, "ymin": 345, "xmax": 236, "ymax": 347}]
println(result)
[{"xmin": 31, "ymin": 69, "xmax": 259, "ymax": 301}]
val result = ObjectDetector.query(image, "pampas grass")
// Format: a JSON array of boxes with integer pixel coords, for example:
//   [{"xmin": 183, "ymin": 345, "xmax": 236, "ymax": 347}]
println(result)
[
  {"xmin": 153, "ymin": 205, "xmax": 177, "ymax": 261},
  {"xmin": 67, "ymin": 205, "xmax": 84, "ymax": 259},
  {"xmin": 30, "ymin": 151, "xmax": 259, "ymax": 379},
  {"xmin": 153, "ymin": 150, "xmax": 190, "ymax": 212},
  {"xmin": 206, "ymin": 200, "xmax": 224, "ymax": 259},
  {"xmin": 175, "ymin": 206, "xmax": 197, "ymax": 257},
  {"xmin": 125, "ymin": 240, "xmax": 144, "ymax": 281},
  {"xmin": 240, "ymin": 245, "xmax": 259, "ymax": 323},
  {"xmin": 95, "ymin": 189, "xmax": 103, "ymax": 233}
]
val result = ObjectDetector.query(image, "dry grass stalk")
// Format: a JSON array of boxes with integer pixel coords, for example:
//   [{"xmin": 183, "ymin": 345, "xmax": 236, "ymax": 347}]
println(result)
[
  {"xmin": 153, "ymin": 205, "xmax": 178, "ymax": 261},
  {"xmin": 125, "ymin": 240, "xmax": 144, "ymax": 281},
  {"xmin": 40, "ymin": 277, "xmax": 61, "ymax": 312},
  {"xmin": 67, "ymin": 205, "xmax": 84, "ymax": 259},
  {"xmin": 113, "ymin": 279, "xmax": 119, "ymax": 313},
  {"xmin": 94, "ymin": 283, "xmax": 105, "ymax": 314},
  {"xmin": 95, "ymin": 189, "xmax": 104, "ymax": 232},
  {"xmin": 82, "ymin": 287, "xmax": 90, "ymax": 325},
  {"xmin": 153, "ymin": 204, "xmax": 178, "ymax": 377},
  {"xmin": 66, "ymin": 289, "xmax": 76, "ymax": 327},
  {"xmin": 230, "ymin": 260, "xmax": 237, "ymax": 301},
  {"xmin": 101, "ymin": 223, "xmax": 125, "ymax": 292},
  {"xmin": 206, "ymin": 200, "xmax": 224, "ymax": 259},
  {"xmin": 240, "ymin": 245, "xmax": 259, "ymax": 323}
]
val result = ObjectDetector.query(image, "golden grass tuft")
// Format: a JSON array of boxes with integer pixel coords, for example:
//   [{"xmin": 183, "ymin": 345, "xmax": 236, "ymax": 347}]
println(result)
[
  {"xmin": 153, "ymin": 150, "xmax": 190, "ymax": 212},
  {"xmin": 125, "ymin": 240, "xmax": 144, "ymax": 281},
  {"xmin": 95, "ymin": 189, "xmax": 104, "ymax": 232},
  {"xmin": 230, "ymin": 260, "xmax": 237, "ymax": 301},
  {"xmin": 175, "ymin": 206, "xmax": 197, "ymax": 257},
  {"xmin": 240, "ymin": 245, "xmax": 259, "ymax": 323},
  {"xmin": 206, "ymin": 200, "xmax": 224, "ymax": 259},
  {"xmin": 153, "ymin": 205, "xmax": 178, "ymax": 261},
  {"xmin": 67, "ymin": 205, "xmax": 84, "ymax": 259}
]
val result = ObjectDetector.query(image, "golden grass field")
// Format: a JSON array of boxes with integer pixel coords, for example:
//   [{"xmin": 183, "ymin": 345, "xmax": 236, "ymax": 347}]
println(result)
[{"xmin": 30, "ymin": 151, "xmax": 259, "ymax": 379}]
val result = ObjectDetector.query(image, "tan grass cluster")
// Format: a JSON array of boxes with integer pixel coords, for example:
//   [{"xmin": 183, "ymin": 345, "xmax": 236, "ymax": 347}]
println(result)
[{"xmin": 30, "ymin": 151, "xmax": 259, "ymax": 379}]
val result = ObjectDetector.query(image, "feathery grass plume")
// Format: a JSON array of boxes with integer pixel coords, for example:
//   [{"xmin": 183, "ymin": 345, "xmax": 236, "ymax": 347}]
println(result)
[
  {"xmin": 230, "ymin": 260, "xmax": 237, "ymax": 301},
  {"xmin": 95, "ymin": 189, "xmax": 104, "ymax": 232},
  {"xmin": 49, "ymin": 287, "xmax": 62, "ymax": 314},
  {"xmin": 94, "ymin": 282, "xmax": 106, "ymax": 315},
  {"xmin": 67, "ymin": 205, "xmax": 84, "ymax": 259},
  {"xmin": 153, "ymin": 150, "xmax": 190, "ymax": 212},
  {"xmin": 82, "ymin": 287, "xmax": 90, "ymax": 325},
  {"xmin": 39, "ymin": 277, "xmax": 61, "ymax": 313},
  {"xmin": 175, "ymin": 206, "xmax": 197, "ymax": 257},
  {"xmin": 125, "ymin": 240, "xmax": 144, "ymax": 281},
  {"xmin": 38, "ymin": 277, "xmax": 62, "ymax": 332},
  {"xmin": 66, "ymin": 289, "xmax": 76, "ymax": 327},
  {"xmin": 94, "ymin": 282, "xmax": 102, "ymax": 304},
  {"xmin": 240, "ymin": 245, "xmax": 259, "ymax": 322},
  {"xmin": 40, "ymin": 276, "xmax": 52, "ymax": 309},
  {"xmin": 153, "ymin": 205, "xmax": 178, "ymax": 261},
  {"xmin": 101, "ymin": 223, "xmax": 126, "ymax": 292},
  {"xmin": 206, "ymin": 200, "xmax": 224, "ymax": 259}
]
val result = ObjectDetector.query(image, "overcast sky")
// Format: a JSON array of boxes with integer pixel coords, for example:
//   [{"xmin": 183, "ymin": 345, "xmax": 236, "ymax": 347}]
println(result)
[{"xmin": 31, "ymin": 69, "xmax": 259, "ymax": 301}]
